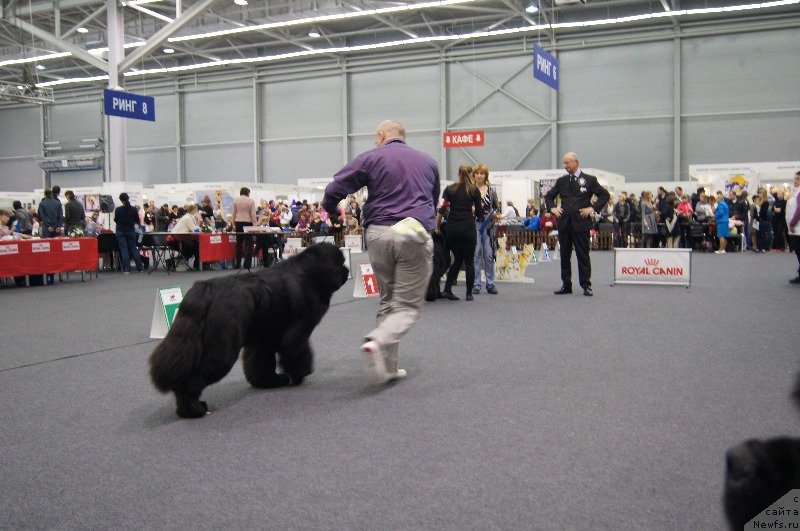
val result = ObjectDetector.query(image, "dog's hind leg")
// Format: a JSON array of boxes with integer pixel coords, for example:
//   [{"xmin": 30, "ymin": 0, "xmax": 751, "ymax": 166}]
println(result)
[
  {"xmin": 242, "ymin": 345, "xmax": 291, "ymax": 388},
  {"xmin": 174, "ymin": 376, "xmax": 209, "ymax": 418}
]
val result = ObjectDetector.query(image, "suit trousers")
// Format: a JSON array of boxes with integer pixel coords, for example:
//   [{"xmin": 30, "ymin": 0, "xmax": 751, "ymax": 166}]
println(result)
[
  {"xmin": 234, "ymin": 222, "xmax": 253, "ymax": 268},
  {"xmin": 558, "ymin": 225, "xmax": 592, "ymax": 289},
  {"xmin": 364, "ymin": 225, "xmax": 433, "ymax": 373}
]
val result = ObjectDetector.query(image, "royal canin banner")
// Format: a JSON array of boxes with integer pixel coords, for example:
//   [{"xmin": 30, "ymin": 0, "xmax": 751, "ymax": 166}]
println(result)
[
  {"xmin": 613, "ymin": 248, "xmax": 692, "ymax": 287},
  {"xmin": 443, "ymin": 130, "xmax": 485, "ymax": 148}
]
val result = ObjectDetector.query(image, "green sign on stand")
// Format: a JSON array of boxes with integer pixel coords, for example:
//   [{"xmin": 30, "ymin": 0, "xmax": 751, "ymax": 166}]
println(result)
[{"xmin": 150, "ymin": 286, "xmax": 183, "ymax": 339}]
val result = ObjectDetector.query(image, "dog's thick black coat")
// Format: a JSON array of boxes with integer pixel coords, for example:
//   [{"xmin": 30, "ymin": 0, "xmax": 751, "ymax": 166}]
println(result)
[
  {"xmin": 149, "ymin": 242, "xmax": 349, "ymax": 418},
  {"xmin": 426, "ymin": 231, "xmax": 450, "ymax": 301},
  {"xmin": 723, "ymin": 375, "xmax": 800, "ymax": 529}
]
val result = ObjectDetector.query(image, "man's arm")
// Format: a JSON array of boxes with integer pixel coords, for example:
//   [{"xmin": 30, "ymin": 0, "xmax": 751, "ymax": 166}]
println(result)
[
  {"xmin": 323, "ymin": 157, "xmax": 368, "ymax": 216},
  {"xmin": 543, "ymin": 182, "xmax": 560, "ymax": 213}
]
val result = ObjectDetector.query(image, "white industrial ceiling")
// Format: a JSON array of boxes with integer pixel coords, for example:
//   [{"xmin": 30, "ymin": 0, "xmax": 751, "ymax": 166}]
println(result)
[{"xmin": 0, "ymin": 0, "xmax": 798, "ymax": 94}]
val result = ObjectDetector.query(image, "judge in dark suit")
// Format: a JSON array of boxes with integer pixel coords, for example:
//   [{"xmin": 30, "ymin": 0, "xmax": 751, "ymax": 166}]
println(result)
[{"xmin": 543, "ymin": 152, "xmax": 610, "ymax": 297}]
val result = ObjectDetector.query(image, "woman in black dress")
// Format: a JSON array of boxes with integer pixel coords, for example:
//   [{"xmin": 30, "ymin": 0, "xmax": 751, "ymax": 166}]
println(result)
[{"xmin": 435, "ymin": 163, "xmax": 483, "ymax": 301}]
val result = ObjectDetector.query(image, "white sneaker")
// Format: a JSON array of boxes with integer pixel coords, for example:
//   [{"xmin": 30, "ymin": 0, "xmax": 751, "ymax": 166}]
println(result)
[
  {"xmin": 714, "ymin": 250, "xmax": 726, "ymax": 254},
  {"xmin": 361, "ymin": 341, "xmax": 390, "ymax": 385},
  {"xmin": 388, "ymin": 369, "xmax": 407, "ymax": 381}
]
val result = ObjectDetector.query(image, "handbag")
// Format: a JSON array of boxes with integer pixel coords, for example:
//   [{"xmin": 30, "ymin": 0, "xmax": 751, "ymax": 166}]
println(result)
[{"xmin": 752, "ymin": 219, "xmax": 760, "ymax": 231}]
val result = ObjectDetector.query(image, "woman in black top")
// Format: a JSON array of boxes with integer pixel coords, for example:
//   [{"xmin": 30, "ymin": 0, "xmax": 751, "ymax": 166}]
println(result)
[
  {"xmin": 114, "ymin": 192, "xmax": 144, "ymax": 273},
  {"xmin": 436, "ymin": 163, "xmax": 483, "ymax": 301}
]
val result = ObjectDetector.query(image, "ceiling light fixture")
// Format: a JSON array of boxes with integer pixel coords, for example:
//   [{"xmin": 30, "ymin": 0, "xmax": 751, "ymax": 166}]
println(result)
[
  {"xmin": 34, "ymin": 0, "xmax": 800, "ymax": 88},
  {"xmin": 163, "ymin": 48, "xmax": 175, "ymax": 53},
  {"xmin": 308, "ymin": 26, "xmax": 321, "ymax": 38},
  {"xmin": 77, "ymin": 27, "xmax": 89, "ymax": 33},
  {"xmin": 234, "ymin": 0, "xmax": 248, "ymax": 5},
  {"xmin": 525, "ymin": 2, "xmax": 539, "ymax": 13},
  {"xmin": 36, "ymin": 64, "xmax": 46, "ymax": 70}
]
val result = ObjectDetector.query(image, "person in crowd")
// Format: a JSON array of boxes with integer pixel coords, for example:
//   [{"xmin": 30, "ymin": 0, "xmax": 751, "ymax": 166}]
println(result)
[
  {"xmin": 309, "ymin": 211, "xmax": 326, "ymax": 234},
  {"xmin": 345, "ymin": 195, "xmax": 361, "ymax": 222},
  {"xmin": 715, "ymin": 190, "xmax": 730, "ymax": 254},
  {"xmin": 756, "ymin": 189, "xmax": 774, "ymax": 252},
  {"xmin": 732, "ymin": 189, "xmax": 750, "ymax": 249},
  {"xmin": 772, "ymin": 189, "xmax": 788, "ymax": 251},
  {"xmin": 295, "ymin": 209, "xmax": 311, "ymax": 233},
  {"xmin": 660, "ymin": 192, "xmax": 680, "ymax": 248},
  {"xmin": 169, "ymin": 205, "xmax": 180, "ymax": 224},
  {"xmin": 155, "ymin": 204, "xmax": 171, "ymax": 232},
  {"xmin": 0, "ymin": 209, "xmax": 32, "ymax": 239},
  {"xmin": 438, "ymin": 163, "xmax": 482, "ymax": 301},
  {"xmin": 472, "ymin": 163, "xmax": 500, "ymax": 295},
  {"xmin": 502, "ymin": 200, "xmax": 519, "ymax": 219},
  {"xmin": 12, "ymin": 200, "xmax": 32, "ymax": 235},
  {"xmin": 525, "ymin": 198, "xmax": 537, "ymax": 218},
  {"xmin": 171, "ymin": 203, "xmax": 201, "ymax": 271},
  {"xmin": 113, "ymin": 193, "xmax": 144, "ymax": 274},
  {"xmin": 232, "ymin": 187, "xmax": 257, "ymax": 269},
  {"xmin": 323, "ymin": 119, "xmax": 438, "ymax": 385},
  {"xmin": 599, "ymin": 195, "xmax": 615, "ymax": 226},
  {"xmin": 640, "ymin": 191, "xmax": 658, "ymax": 248},
  {"xmin": 612, "ymin": 192, "xmax": 630, "ymax": 248},
  {"xmin": 83, "ymin": 211, "xmax": 104, "ymax": 236},
  {"xmin": 748, "ymin": 193, "xmax": 761, "ymax": 252},
  {"xmin": 63, "ymin": 190, "xmax": 86, "ymax": 236},
  {"xmin": 524, "ymin": 208, "xmax": 540, "ymax": 231},
  {"xmin": 200, "ymin": 195, "xmax": 214, "ymax": 222},
  {"xmin": 543, "ymin": 152, "xmax": 610, "ymax": 297},
  {"xmin": 786, "ymin": 171, "xmax": 800, "ymax": 283},
  {"xmin": 676, "ymin": 194, "xmax": 694, "ymax": 248},
  {"xmin": 143, "ymin": 203, "xmax": 156, "ymax": 232},
  {"xmin": 695, "ymin": 192, "xmax": 713, "ymax": 223},
  {"xmin": 37, "ymin": 188, "xmax": 63, "ymax": 238},
  {"xmin": 691, "ymin": 186, "xmax": 705, "ymax": 210},
  {"xmin": 51, "ymin": 185, "xmax": 62, "ymax": 205},
  {"xmin": 345, "ymin": 213, "xmax": 360, "ymax": 232}
]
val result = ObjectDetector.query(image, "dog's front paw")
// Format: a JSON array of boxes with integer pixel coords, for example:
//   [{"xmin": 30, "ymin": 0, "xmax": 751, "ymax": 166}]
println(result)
[{"xmin": 176, "ymin": 400, "xmax": 208, "ymax": 419}]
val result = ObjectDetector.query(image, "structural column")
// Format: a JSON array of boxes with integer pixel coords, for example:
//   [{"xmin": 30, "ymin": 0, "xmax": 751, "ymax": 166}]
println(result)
[{"xmin": 106, "ymin": 0, "xmax": 127, "ymax": 183}]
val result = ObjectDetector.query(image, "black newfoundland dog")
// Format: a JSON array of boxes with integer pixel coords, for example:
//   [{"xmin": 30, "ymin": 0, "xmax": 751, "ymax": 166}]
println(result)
[
  {"xmin": 723, "ymin": 374, "xmax": 800, "ymax": 529},
  {"xmin": 149, "ymin": 242, "xmax": 349, "ymax": 418}
]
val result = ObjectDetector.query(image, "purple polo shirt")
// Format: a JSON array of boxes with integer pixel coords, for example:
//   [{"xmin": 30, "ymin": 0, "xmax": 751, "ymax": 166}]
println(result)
[{"xmin": 323, "ymin": 139, "xmax": 440, "ymax": 231}]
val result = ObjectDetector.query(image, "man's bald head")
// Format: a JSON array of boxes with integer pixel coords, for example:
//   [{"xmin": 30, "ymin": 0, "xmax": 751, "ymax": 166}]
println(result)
[{"xmin": 375, "ymin": 120, "xmax": 406, "ymax": 146}]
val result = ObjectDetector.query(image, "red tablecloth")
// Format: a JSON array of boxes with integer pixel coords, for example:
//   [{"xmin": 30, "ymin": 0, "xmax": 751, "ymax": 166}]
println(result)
[
  {"xmin": 0, "ymin": 237, "xmax": 99, "ymax": 277},
  {"xmin": 198, "ymin": 233, "xmax": 237, "ymax": 263}
]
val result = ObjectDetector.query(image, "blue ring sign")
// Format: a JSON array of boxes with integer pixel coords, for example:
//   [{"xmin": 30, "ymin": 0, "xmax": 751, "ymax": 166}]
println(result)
[
  {"xmin": 103, "ymin": 88, "xmax": 155, "ymax": 122},
  {"xmin": 533, "ymin": 45, "xmax": 559, "ymax": 91}
]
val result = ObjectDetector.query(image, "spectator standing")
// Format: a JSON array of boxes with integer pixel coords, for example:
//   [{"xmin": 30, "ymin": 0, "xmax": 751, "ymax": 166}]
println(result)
[
  {"xmin": 612, "ymin": 192, "xmax": 630, "ymax": 247},
  {"xmin": 155, "ymin": 204, "xmax": 171, "ymax": 232},
  {"xmin": 640, "ymin": 191, "xmax": 658, "ymax": 248},
  {"xmin": 323, "ymin": 119, "xmax": 438, "ymax": 385},
  {"xmin": 439, "ymin": 163, "xmax": 483, "ymax": 301},
  {"xmin": 113, "ymin": 193, "xmax": 144, "ymax": 274},
  {"xmin": 772, "ymin": 189, "xmax": 788, "ymax": 251},
  {"xmin": 660, "ymin": 192, "xmax": 681, "ymax": 248},
  {"xmin": 472, "ymin": 163, "xmax": 500, "ymax": 295},
  {"xmin": 63, "ymin": 190, "xmax": 86, "ymax": 236},
  {"xmin": 12, "ymin": 200, "xmax": 32, "ymax": 235},
  {"xmin": 171, "ymin": 204, "xmax": 201, "ymax": 271},
  {"xmin": 232, "ymin": 187, "xmax": 257, "ymax": 269},
  {"xmin": 37, "ymin": 188, "xmax": 63, "ymax": 238},
  {"xmin": 786, "ymin": 171, "xmax": 800, "ymax": 283},
  {"xmin": 715, "ymin": 192, "xmax": 730, "ymax": 254},
  {"xmin": 756, "ymin": 189, "xmax": 774, "ymax": 252}
]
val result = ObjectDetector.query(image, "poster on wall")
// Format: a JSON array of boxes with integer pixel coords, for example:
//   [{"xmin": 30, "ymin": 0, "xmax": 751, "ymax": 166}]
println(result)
[
  {"xmin": 535, "ymin": 179, "xmax": 558, "ymax": 207},
  {"xmin": 195, "ymin": 189, "xmax": 234, "ymax": 214},
  {"xmin": 84, "ymin": 194, "xmax": 101, "ymax": 212}
]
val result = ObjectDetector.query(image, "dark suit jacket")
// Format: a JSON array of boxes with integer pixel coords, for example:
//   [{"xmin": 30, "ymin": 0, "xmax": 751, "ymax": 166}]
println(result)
[{"xmin": 543, "ymin": 171, "xmax": 610, "ymax": 232}]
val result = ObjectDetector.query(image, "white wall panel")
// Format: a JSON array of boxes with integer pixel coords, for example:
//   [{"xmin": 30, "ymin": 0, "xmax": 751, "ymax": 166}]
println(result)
[
  {"xmin": 559, "ymin": 120, "xmax": 673, "ymax": 181},
  {"xmin": 184, "ymin": 88, "xmax": 253, "ymax": 145},
  {"xmin": 127, "ymin": 94, "xmax": 177, "ymax": 148},
  {"xmin": 349, "ymin": 65, "xmax": 439, "ymax": 134},
  {"xmin": 48, "ymin": 170, "xmax": 103, "ymax": 188},
  {"xmin": 48, "ymin": 100, "xmax": 103, "ymax": 142},
  {"xmin": 263, "ymin": 138, "xmax": 341, "ymax": 183},
  {"xmin": 449, "ymin": 56, "xmax": 550, "ymax": 128},
  {"xmin": 682, "ymin": 29, "xmax": 800, "ymax": 114},
  {"xmin": 262, "ymin": 76, "xmax": 342, "ymax": 139},
  {"xmin": 184, "ymin": 144, "xmax": 253, "ymax": 182},
  {"xmin": 128, "ymin": 150, "xmax": 177, "ymax": 185},
  {"xmin": 683, "ymin": 114, "xmax": 800, "ymax": 170},
  {"xmin": 0, "ymin": 107, "xmax": 41, "ymax": 157},
  {"xmin": 0, "ymin": 160, "xmax": 42, "ymax": 191},
  {"xmin": 559, "ymin": 41, "xmax": 673, "ymax": 120}
]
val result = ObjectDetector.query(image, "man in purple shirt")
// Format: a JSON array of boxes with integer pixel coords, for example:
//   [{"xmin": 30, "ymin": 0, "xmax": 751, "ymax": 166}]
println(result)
[{"xmin": 323, "ymin": 119, "xmax": 439, "ymax": 386}]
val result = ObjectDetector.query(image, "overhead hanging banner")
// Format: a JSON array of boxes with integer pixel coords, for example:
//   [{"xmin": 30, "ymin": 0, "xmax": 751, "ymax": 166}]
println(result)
[
  {"xmin": 104, "ymin": 88, "xmax": 155, "ymax": 122},
  {"xmin": 533, "ymin": 45, "xmax": 559, "ymax": 90}
]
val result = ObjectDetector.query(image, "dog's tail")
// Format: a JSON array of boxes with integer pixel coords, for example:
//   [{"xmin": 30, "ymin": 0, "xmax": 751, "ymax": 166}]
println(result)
[{"xmin": 149, "ymin": 282, "xmax": 212, "ymax": 393}]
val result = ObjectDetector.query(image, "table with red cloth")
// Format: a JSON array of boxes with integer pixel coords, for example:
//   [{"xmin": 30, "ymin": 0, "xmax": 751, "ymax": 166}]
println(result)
[
  {"xmin": 0, "ymin": 237, "xmax": 98, "ymax": 278},
  {"xmin": 165, "ymin": 232, "xmax": 237, "ymax": 264}
]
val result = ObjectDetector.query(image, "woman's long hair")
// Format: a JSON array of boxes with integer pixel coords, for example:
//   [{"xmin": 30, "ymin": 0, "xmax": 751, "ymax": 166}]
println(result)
[{"xmin": 454, "ymin": 163, "xmax": 476, "ymax": 195}]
